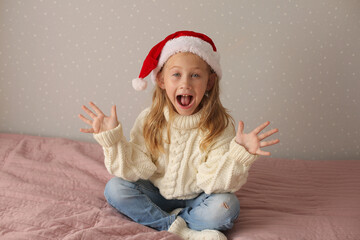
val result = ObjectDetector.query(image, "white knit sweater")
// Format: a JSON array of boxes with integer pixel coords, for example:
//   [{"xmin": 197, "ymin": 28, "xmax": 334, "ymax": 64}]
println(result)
[{"xmin": 94, "ymin": 107, "xmax": 258, "ymax": 200}]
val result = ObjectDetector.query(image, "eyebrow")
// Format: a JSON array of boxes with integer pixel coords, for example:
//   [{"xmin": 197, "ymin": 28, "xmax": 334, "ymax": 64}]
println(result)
[{"xmin": 168, "ymin": 66, "xmax": 204, "ymax": 70}]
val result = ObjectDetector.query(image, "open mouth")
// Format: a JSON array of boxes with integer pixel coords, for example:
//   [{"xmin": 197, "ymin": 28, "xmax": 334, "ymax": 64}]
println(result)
[{"xmin": 176, "ymin": 95, "xmax": 193, "ymax": 107}]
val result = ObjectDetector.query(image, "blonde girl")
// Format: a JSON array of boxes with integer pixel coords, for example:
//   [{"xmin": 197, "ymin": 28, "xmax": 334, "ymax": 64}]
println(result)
[{"xmin": 79, "ymin": 31, "xmax": 279, "ymax": 240}]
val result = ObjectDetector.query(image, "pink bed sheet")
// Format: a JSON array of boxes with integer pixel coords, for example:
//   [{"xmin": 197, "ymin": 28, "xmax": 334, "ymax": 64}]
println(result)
[
  {"xmin": 0, "ymin": 133, "xmax": 359, "ymax": 240},
  {"xmin": 0, "ymin": 134, "xmax": 180, "ymax": 240}
]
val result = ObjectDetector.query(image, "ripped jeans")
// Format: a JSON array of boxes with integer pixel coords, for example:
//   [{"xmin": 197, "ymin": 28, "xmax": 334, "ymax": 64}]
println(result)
[{"xmin": 104, "ymin": 177, "xmax": 240, "ymax": 231}]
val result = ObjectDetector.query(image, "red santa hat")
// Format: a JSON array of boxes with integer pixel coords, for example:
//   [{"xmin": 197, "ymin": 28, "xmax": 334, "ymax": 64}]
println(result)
[{"xmin": 132, "ymin": 30, "xmax": 222, "ymax": 91}]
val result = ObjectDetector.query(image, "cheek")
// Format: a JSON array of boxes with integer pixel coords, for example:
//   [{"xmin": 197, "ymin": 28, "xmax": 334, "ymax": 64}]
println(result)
[
  {"xmin": 164, "ymin": 85, "xmax": 176, "ymax": 100},
  {"xmin": 165, "ymin": 80, "xmax": 178, "ymax": 92},
  {"xmin": 196, "ymin": 81, "xmax": 209, "ymax": 94}
]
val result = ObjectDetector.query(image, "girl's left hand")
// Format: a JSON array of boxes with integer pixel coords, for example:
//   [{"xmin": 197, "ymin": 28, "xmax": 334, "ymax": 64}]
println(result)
[{"xmin": 235, "ymin": 121, "xmax": 279, "ymax": 156}]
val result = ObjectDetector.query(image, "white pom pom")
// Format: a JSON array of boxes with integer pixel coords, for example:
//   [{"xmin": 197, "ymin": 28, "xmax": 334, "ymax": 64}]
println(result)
[{"xmin": 132, "ymin": 78, "xmax": 147, "ymax": 91}]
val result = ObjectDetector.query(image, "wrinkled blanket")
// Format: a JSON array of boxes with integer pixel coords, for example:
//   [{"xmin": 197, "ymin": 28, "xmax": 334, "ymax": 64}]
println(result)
[
  {"xmin": 0, "ymin": 134, "xmax": 180, "ymax": 240},
  {"xmin": 1, "ymin": 133, "xmax": 359, "ymax": 240}
]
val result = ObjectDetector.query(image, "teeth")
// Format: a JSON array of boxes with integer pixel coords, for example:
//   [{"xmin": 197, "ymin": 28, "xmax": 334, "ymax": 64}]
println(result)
[{"xmin": 180, "ymin": 95, "xmax": 191, "ymax": 106}]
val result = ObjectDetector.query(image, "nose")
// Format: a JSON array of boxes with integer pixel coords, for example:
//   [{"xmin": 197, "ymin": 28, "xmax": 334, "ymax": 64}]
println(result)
[{"xmin": 180, "ymin": 75, "xmax": 191, "ymax": 89}]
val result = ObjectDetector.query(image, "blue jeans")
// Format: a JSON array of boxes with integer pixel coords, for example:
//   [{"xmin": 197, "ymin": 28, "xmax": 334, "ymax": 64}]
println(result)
[{"xmin": 104, "ymin": 177, "xmax": 240, "ymax": 231}]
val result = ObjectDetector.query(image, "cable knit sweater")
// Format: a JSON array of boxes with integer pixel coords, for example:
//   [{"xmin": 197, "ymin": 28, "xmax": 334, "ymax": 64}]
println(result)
[{"xmin": 93, "ymin": 107, "xmax": 258, "ymax": 200}]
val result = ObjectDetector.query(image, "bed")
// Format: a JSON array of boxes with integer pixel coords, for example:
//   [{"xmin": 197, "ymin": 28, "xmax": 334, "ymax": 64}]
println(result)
[{"xmin": 1, "ymin": 133, "xmax": 359, "ymax": 240}]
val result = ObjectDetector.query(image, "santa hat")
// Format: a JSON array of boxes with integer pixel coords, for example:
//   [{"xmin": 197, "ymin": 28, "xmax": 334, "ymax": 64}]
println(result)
[{"xmin": 132, "ymin": 30, "xmax": 222, "ymax": 91}]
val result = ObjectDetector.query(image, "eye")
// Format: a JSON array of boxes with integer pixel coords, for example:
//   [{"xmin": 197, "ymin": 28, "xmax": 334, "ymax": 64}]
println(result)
[
  {"xmin": 192, "ymin": 73, "xmax": 200, "ymax": 78},
  {"xmin": 172, "ymin": 73, "xmax": 181, "ymax": 77}
]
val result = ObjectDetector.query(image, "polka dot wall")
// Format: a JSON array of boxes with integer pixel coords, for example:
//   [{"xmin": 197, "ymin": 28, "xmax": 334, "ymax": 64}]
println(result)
[{"xmin": 0, "ymin": 0, "xmax": 359, "ymax": 160}]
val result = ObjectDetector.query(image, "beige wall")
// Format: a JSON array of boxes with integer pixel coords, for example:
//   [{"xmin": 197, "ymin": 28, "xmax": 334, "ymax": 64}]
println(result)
[{"xmin": 1, "ymin": 0, "xmax": 359, "ymax": 160}]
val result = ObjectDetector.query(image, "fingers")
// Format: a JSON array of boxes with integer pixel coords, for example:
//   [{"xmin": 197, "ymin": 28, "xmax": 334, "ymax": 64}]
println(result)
[
  {"xmin": 79, "ymin": 102, "xmax": 103, "ymax": 134},
  {"xmin": 240, "ymin": 121, "xmax": 279, "ymax": 156},
  {"xmin": 252, "ymin": 121, "xmax": 270, "ymax": 135},
  {"xmin": 81, "ymin": 102, "xmax": 105, "ymax": 119},
  {"xmin": 78, "ymin": 114, "xmax": 92, "ymax": 125},
  {"xmin": 81, "ymin": 101, "xmax": 108, "ymax": 120},
  {"xmin": 79, "ymin": 102, "xmax": 118, "ymax": 134},
  {"xmin": 89, "ymin": 101, "xmax": 105, "ymax": 116},
  {"xmin": 78, "ymin": 114, "xmax": 95, "ymax": 134},
  {"xmin": 79, "ymin": 128, "xmax": 95, "ymax": 133},
  {"xmin": 82, "ymin": 105, "xmax": 97, "ymax": 119},
  {"xmin": 258, "ymin": 128, "xmax": 279, "ymax": 141},
  {"xmin": 237, "ymin": 121, "xmax": 244, "ymax": 135},
  {"xmin": 110, "ymin": 105, "xmax": 117, "ymax": 119},
  {"xmin": 260, "ymin": 139, "xmax": 280, "ymax": 148},
  {"xmin": 256, "ymin": 149, "xmax": 272, "ymax": 156}
]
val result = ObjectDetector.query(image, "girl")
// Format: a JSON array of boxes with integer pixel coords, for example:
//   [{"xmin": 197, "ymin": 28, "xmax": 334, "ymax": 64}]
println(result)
[{"xmin": 79, "ymin": 31, "xmax": 279, "ymax": 240}]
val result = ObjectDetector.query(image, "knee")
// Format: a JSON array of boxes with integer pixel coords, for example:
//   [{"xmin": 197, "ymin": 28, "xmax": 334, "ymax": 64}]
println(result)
[
  {"xmin": 204, "ymin": 193, "xmax": 240, "ymax": 230},
  {"xmin": 104, "ymin": 177, "xmax": 136, "ymax": 205},
  {"xmin": 212, "ymin": 193, "xmax": 239, "ymax": 217}
]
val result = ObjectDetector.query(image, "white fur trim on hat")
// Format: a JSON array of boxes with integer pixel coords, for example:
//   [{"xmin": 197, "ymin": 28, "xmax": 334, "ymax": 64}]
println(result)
[{"xmin": 149, "ymin": 36, "xmax": 221, "ymax": 85}]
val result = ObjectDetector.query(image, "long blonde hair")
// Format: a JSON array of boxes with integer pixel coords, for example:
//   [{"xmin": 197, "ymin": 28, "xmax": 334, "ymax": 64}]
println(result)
[{"xmin": 143, "ymin": 68, "xmax": 233, "ymax": 158}]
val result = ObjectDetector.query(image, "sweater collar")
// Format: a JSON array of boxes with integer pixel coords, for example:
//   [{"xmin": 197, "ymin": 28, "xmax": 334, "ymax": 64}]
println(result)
[{"xmin": 163, "ymin": 106, "xmax": 202, "ymax": 129}]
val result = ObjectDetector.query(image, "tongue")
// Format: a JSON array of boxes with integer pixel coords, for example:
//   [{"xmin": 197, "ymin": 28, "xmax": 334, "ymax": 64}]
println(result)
[{"xmin": 181, "ymin": 96, "xmax": 191, "ymax": 106}]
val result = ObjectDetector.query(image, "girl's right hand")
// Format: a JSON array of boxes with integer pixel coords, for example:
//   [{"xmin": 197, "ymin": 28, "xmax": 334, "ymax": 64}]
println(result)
[{"xmin": 78, "ymin": 102, "xmax": 119, "ymax": 134}]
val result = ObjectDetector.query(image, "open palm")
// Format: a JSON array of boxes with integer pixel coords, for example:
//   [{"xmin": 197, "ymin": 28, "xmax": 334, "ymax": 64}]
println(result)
[
  {"xmin": 235, "ymin": 121, "xmax": 279, "ymax": 156},
  {"xmin": 78, "ymin": 102, "xmax": 119, "ymax": 134}
]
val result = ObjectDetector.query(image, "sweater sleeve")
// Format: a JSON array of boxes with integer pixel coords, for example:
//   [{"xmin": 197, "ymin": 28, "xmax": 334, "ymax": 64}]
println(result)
[
  {"xmin": 196, "ymin": 124, "xmax": 258, "ymax": 194},
  {"xmin": 93, "ymin": 108, "xmax": 157, "ymax": 182}
]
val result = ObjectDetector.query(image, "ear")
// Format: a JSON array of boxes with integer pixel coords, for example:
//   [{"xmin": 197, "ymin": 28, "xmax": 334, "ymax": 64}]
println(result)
[
  {"xmin": 206, "ymin": 73, "xmax": 216, "ymax": 91},
  {"xmin": 156, "ymin": 71, "xmax": 165, "ymax": 89}
]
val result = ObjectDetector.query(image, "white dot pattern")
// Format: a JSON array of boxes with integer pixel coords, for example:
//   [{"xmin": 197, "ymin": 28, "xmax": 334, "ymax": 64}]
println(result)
[{"xmin": 0, "ymin": 0, "xmax": 359, "ymax": 160}]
